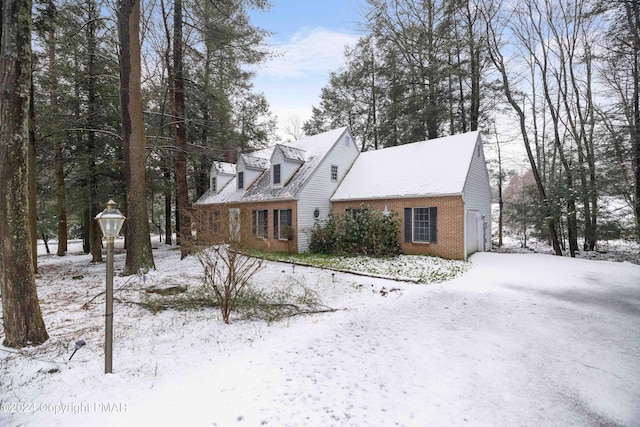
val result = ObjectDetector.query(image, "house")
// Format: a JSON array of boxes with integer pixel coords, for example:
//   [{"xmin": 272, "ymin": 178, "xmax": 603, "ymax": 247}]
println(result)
[
  {"xmin": 194, "ymin": 127, "xmax": 359, "ymax": 253},
  {"xmin": 194, "ymin": 128, "xmax": 491, "ymax": 260},
  {"xmin": 330, "ymin": 131, "xmax": 491, "ymax": 260}
]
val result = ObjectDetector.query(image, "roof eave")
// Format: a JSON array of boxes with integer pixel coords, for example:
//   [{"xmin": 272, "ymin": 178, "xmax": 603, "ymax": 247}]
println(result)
[{"xmin": 331, "ymin": 192, "xmax": 464, "ymax": 203}]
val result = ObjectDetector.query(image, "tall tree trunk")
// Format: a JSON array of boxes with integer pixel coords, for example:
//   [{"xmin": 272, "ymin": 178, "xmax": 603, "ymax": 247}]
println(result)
[
  {"xmin": 624, "ymin": 0, "xmax": 640, "ymax": 241},
  {"xmin": 118, "ymin": 0, "xmax": 155, "ymax": 274},
  {"xmin": 29, "ymin": 73, "xmax": 37, "ymax": 273},
  {"xmin": 85, "ymin": 5, "xmax": 102, "ymax": 262},
  {"xmin": 0, "ymin": 0, "xmax": 49, "ymax": 347},
  {"xmin": 484, "ymin": 9, "xmax": 563, "ymax": 255},
  {"xmin": 43, "ymin": 0, "xmax": 67, "ymax": 256},
  {"xmin": 494, "ymin": 123, "xmax": 504, "ymax": 248},
  {"xmin": 164, "ymin": 167, "xmax": 172, "ymax": 245},
  {"xmin": 532, "ymin": 0, "xmax": 578, "ymax": 256},
  {"xmin": 87, "ymin": 3, "xmax": 102, "ymax": 263},
  {"xmin": 173, "ymin": 0, "xmax": 191, "ymax": 258}
]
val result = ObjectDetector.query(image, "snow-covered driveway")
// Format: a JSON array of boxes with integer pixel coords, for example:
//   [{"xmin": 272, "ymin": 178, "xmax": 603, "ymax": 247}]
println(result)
[
  {"xmin": 3, "ymin": 251, "xmax": 640, "ymax": 426},
  {"xmin": 117, "ymin": 253, "xmax": 640, "ymax": 426}
]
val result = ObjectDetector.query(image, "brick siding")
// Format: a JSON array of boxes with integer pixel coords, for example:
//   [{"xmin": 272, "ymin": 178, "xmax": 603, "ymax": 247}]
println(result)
[
  {"xmin": 195, "ymin": 201, "xmax": 298, "ymax": 253},
  {"xmin": 331, "ymin": 196, "xmax": 465, "ymax": 260}
]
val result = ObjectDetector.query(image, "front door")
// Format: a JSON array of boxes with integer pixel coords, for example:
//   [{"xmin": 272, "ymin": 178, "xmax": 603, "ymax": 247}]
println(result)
[{"xmin": 229, "ymin": 208, "xmax": 240, "ymax": 241}]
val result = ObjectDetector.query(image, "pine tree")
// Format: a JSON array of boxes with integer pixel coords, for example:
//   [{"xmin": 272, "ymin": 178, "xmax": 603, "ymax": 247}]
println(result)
[{"xmin": 0, "ymin": 0, "xmax": 49, "ymax": 347}]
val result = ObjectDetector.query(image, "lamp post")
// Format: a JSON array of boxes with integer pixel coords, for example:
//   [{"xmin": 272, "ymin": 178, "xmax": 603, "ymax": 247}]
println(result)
[{"xmin": 95, "ymin": 199, "xmax": 126, "ymax": 374}]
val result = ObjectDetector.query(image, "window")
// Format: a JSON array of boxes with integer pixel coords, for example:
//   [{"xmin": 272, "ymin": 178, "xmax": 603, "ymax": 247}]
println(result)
[
  {"xmin": 237, "ymin": 171, "xmax": 244, "ymax": 189},
  {"xmin": 331, "ymin": 165, "xmax": 338, "ymax": 181},
  {"xmin": 273, "ymin": 209, "xmax": 293, "ymax": 240},
  {"xmin": 252, "ymin": 209, "xmax": 268, "ymax": 238},
  {"xmin": 404, "ymin": 207, "xmax": 437, "ymax": 244},
  {"xmin": 273, "ymin": 164, "xmax": 281, "ymax": 185},
  {"xmin": 211, "ymin": 210, "xmax": 220, "ymax": 234},
  {"xmin": 211, "ymin": 177, "xmax": 216, "ymax": 193},
  {"xmin": 413, "ymin": 208, "xmax": 431, "ymax": 242}
]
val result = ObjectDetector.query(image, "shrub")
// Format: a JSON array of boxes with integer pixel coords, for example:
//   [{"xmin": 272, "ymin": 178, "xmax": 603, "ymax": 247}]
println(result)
[
  {"xmin": 309, "ymin": 205, "xmax": 401, "ymax": 257},
  {"xmin": 194, "ymin": 244, "xmax": 264, "ymax": 323}
]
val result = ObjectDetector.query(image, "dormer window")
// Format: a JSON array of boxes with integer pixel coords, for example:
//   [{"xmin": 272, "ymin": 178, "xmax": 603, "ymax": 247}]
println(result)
[
  {"xmin": 237, "ymin": 171, "xmax": 244, "ymax": 189},
  {"xmin": 211, "ymin": 177, "xmax": 216, "ymax": 193},
  {"xmin": 273, "ymin": 164, "xmax": 281, "ymax": 185}
]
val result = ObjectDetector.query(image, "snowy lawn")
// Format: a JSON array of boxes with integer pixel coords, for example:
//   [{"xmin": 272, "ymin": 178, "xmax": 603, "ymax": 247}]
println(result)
[
  {"xmin": 247, "ymin": 250, "xmax": 471, "ymax": 283},
  {"xmin": 1, "ymin": 240, "xmax": 640, "ymax": 427}
]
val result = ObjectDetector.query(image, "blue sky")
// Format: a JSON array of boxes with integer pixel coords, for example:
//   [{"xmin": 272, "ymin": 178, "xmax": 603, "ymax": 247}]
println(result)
[{"xmin": 249, "ymin": 0, "xmax": 365, "ymax": 139}]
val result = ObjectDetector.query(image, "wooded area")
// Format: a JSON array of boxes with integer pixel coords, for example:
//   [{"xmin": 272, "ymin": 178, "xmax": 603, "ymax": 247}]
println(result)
[
  {"xmin": 0, "ymin": 0, "xmax": 638, "ymax": 347},
  {"xmin": 305, "ymin": 0, "xmax": 640, "ymax": 255}
]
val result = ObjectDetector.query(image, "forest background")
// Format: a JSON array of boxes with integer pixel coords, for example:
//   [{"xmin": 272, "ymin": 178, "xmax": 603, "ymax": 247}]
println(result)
[{"xmin": 0, "ymin": 0, "xmax": 638, "ymax": 345}]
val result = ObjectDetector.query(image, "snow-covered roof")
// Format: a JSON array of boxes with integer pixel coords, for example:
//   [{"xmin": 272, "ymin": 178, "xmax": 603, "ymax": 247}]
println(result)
[
  {"xmin": 240, "ymin": 154, "xmax": 270, "ymax": 170},
  {"xmin": 195, "ymin": 127, "xmax": 349, "ymax": 205},
  {"xmin": 275, "ymin": 145, "xmax": 306, "ymax": 163},
  {"xmin": 211, "ymin": 161, "xmax": 236, "ymax": 175},
  {"xmin": 331, "ymin": 131, "xmax": 480, "ymax": 201}
]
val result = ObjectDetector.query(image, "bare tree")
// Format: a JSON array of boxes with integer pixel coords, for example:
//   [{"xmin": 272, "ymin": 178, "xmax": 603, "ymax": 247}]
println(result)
[
  {"xmin": 492, "ymin": 122, "xmax": 505, "ymax": 247},
  {"xmin": 0, "ymin": 0, "xmax": 49, "ymax": 347},
  {"xmin": 283, "ymin": 115, "xmax": 305, "ymax": 141},
  {"xmin": 482, "ymin": 0, "xmax": 563, "ymax": 255},
  {"xmin": 623, "ymin": 0, "xmax": 640, "ymax": 241}
]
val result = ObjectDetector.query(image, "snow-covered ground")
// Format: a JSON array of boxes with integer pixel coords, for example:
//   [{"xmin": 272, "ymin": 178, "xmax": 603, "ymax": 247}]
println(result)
[{"xmin": 1, "ymin": 239, "xmax": 639, "ymax": 426}]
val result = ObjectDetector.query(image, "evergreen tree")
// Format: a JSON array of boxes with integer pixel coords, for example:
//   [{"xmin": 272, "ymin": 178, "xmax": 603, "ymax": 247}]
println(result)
[{"xmin": 1, "ymin": 0, "xmax": 49, "ymax": 348}]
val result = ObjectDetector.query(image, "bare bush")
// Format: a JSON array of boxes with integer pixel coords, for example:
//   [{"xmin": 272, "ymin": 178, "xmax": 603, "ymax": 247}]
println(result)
[{"xmin": 194, "ymin": 245, "xmax": 263, "ymax": 323}]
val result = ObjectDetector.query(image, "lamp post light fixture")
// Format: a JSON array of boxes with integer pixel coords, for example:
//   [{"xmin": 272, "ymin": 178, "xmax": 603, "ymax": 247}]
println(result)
[{"xmin": 95, "ymin": 199, "xmax": 126, "ymax": 374}]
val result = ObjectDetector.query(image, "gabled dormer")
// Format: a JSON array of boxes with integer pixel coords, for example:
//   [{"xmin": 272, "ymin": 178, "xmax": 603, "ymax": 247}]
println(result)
[
  {"xmin": 209, "ymin": 161, "xmax": 236, "ymax": 194},
  {"xmin": 236, "ymin": 153, "xmax": 269, "ymax": 190},
  {"xmin": 270, "ymin": 144, "xmax": 306, "ymax": 188}
]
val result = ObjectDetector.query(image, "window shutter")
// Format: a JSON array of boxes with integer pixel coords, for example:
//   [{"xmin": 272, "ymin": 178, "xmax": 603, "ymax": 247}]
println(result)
[
  {"xmin": 404, "ymin": 208, "xmax": 412, "ymax": 243},
  {"xmin": 261, "ymin": 211, "xmax": 268, "ymax": 237},
  {"xmin": 273, "ymin": 210, "xmax": 278, "ymax": 239},
  {"xmin": 252, "ymin": 210, "xmax": 256, "ymax": 235},
  {"xmin": 429, "ymin": 207, "xmax": 438, "ymax": 243}
]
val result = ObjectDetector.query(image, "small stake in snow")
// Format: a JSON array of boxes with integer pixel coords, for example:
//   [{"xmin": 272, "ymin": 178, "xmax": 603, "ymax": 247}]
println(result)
[
  {"xmin": 68, "ymin": 340, "xmax": 86, "ymax": 361},
  {"xmin": 331, "ymin": 273, "xmax": 335, "ymax": 283}
]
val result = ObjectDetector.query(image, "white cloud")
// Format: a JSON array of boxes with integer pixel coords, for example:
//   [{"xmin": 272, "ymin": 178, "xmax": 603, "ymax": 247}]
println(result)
[
  {"xmin": 250, "ymin": 27, "xmax": 360, "ymax": 140},
  {"xmin": 260, "ymin": 27, "xmax": 360, "ymax": 79}
]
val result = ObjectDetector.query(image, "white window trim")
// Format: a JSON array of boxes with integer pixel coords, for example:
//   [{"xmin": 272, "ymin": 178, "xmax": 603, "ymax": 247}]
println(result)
[
  {"xmin": 412, "ymin": 207, "xmax": 431, "ymax": 243},
  {"xmin": 254, "ymin": 209, "xmax": 268, "ymax": 238},
  {"xmin": 273, "ymin": 163, "xmax": 281, "ymax": 185},
  {"xmin": 330, "ymin": 165, "xmax": 338, "ymax": 181},
  {"xmin": 237, "ymin": 171, "xmax": 244, "ymax": 189},
  {"xmin": 276, "ymin": 209, "xmax": 292, "ymax": 240}
]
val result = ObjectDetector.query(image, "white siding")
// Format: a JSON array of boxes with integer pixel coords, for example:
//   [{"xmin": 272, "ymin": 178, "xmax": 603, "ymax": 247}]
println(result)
[
  {"xmin": 270, "ymin": 149, "xmax": 284, "ymax": 187},
  {"xmin": 271, "ymin": 147, "xmax": 302, "ymax": 187},
  {"xmin": 297, "ymin": 130, "xmax": 360, "ymax": 252},
  {"xmin": 215, "ymin": 173, "xmax": 234, "ymax": 193},
  {"xmin": 244, "ymin": 168, "xmax": 263, "ymax": 189},
  {"xmin": 236, "ymin": 156, "xmax": 265, "ymax": 190},
  {"xmin": 462, "ymin": 136, "xmax": 492, "ymax": 256}
]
